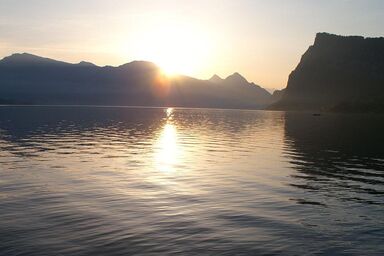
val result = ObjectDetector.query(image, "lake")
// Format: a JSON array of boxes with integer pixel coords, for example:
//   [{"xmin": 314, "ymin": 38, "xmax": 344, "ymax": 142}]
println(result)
[{"xmin": 0, "ymin": 106, "xmax": 383, "ymax": 255}]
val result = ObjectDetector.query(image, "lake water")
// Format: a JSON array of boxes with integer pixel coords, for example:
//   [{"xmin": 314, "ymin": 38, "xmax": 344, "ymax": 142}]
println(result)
[{"xmin": 0, "ymin": 106, "xmax": 383, "ymax": 255}]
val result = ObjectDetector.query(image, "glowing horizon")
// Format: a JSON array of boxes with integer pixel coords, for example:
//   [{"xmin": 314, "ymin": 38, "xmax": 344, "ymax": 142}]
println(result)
[{"xmin": 0, "ymin": 0, "xmax": 383, "ymax": 89}]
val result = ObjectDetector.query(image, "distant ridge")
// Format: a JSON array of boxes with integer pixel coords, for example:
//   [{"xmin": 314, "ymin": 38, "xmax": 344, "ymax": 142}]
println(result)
[
  {"xmin": 0, "ymin": 53, "xmax": 69, "ymax": 66},
  {"xmin": 225, "ymin": 72, "xmax": 249, "ymax": 84},
  {"xmin": 0, "ymin": 53, "xmax": 272, "ymax": 109},
  {"xmin": 209, "ymin": 74, "xmax": 223, "ymax": 84},
  {"xmin": 78, "ymin": 61, "xmax": 97, "ymax": 67},
  {"xmin": 270, "ymin": 33, "xmax": 384, "ymax": 112}
]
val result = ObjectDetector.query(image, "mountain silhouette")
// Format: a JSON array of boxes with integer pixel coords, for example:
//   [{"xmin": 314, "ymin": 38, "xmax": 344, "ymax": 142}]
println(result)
[
  {"xmin": 0, "ymin": 53, "xmax": 272, "ymax": 109},
  {"xmin": 77, "ymin": 61, "xmax": 96, "ymax": 67},
  {"xmin": 225, "ymin": 72, "xmax": 249, "ymax": 84},
  {"xmin": 208, "ymin": 72, "xmax": 271, "ymax": 105},
  {"xmin": 1, "ymin": 53, "xmax": 69, "ymax": 66},
  {"xmin": 270, "ymin": 33, "xmax": 384, "ymax": 112},
  {"xmin": 270, "ymin": 89, "xmax": 285, "ymax": 103},
  {"xmin": 209, "ymin": 74, "xmax": 223, "ymax": 84}
]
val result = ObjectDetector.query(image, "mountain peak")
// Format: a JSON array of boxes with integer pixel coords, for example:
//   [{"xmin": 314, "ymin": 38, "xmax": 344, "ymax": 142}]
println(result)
[
  {"xmin": 209, "ymin": 74, "xmax": 223, "ymax": 83},
  {"xmin": 2, "ymin": 53, "xmax": 42, "ymax": 61},
  {"xmin": 314, "ymin": 32, "xmax": 366, "ymax": 48},
  {"xmin": 118, "ymin": 60, "xmax": 158, "ymax": 70},
  {"xmin": 0, "ymin": 52, "xmax": 68, "ymax": 66},
  {"xmin": 77, "ymin": 61, "xmax": 96, "ymax": 67},
  {"xmin": 225, "ymin": 72, "xmax": 248, "ymax": 84}
]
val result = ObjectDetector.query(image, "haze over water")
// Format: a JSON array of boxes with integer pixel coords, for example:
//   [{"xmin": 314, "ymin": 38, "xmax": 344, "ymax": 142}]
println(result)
[{"xmin": 0, "ymin": 106, "xmax": 383, "ymax": 255}]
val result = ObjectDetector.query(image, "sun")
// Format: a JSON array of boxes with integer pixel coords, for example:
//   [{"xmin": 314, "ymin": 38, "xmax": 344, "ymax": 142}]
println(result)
[{"xmin": 130, "ymin": 22, "xmax": 213, "ymax": 76}]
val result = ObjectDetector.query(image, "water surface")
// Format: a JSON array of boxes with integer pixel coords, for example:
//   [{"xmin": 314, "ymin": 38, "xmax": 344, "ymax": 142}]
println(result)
[{"xmin": 0, "ymin": 106, "xmax": 383, "ymax": 255}]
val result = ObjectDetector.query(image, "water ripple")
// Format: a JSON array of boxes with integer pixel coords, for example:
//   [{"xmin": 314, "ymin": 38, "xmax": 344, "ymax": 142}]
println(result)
[{"xmin": 0, "ymin": 106, "xmax": 383, "ymax": 255}]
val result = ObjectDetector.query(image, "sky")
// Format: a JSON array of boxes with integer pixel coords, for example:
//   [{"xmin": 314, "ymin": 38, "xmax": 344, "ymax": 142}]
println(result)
[{"xmin": 0, "ymin": 0, "xmax": 383, "ymax": 89}]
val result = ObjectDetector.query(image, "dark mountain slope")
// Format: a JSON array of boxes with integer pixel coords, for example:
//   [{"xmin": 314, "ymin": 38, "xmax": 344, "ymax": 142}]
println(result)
[
  {"xmin": 270, "ymin": 33, "xmax": 384, "ymax": 112},
  {"xmin": 0, "ymin": 53, "xmax": 272, "ymax": 109},
  {"xmin": 209, "ymin": 72, "xmax": 271, "ymax": 106}
]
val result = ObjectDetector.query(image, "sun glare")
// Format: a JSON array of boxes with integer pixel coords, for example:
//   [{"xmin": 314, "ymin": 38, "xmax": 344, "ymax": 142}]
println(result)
[
  {"xmin": 131, "ymin": 22, "xmax": 213, "ymax": 76},
  {"xmin": 154, "ymin": 108, "xmax": 180, "ymax": 172}
]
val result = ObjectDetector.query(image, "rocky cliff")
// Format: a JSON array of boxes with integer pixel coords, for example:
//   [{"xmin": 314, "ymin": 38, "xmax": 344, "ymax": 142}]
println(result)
[{"xmin": 270, "ymin": 33, "xmax": 384, "ymax": 112}]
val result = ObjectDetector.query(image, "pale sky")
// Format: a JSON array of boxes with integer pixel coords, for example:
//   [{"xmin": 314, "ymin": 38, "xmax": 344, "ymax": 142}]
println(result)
[{"xmin": 0, "ymin": 0, "xmax": 383, "ymax": 89}]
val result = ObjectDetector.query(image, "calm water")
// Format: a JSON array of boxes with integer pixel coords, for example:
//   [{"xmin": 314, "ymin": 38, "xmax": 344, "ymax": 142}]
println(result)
[{"xmin": 0, "ymin": 106, "xmax": 383, "ymax": 255}]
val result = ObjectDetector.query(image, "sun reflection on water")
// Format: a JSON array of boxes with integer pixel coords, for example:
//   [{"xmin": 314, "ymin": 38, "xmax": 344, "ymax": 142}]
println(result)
[
  {"xmin": 154, "ymin": 108, "xmax": 180, "ymax": 173},
  {"xmin": 166, "ymin": 108, "xmax": 174, "ymax": 118}
]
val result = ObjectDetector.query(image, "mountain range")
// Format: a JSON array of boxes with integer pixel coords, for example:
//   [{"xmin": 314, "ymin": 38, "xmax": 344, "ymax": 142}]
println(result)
[
  {"xmin": 0, "ymin": 53, "xmax": 272, "ymax": 109},
  {"xmin": 2, "ymin": 32, "xmax": 383, "ymax": 112}
]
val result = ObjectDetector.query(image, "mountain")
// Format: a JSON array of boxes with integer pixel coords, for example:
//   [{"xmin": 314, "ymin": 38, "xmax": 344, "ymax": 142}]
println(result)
[
  {"xmin": 207, "ymin": 72, "xmax": 271, "ymax": 106},
  {"xmin": 0, "ymin": 53, "xmax": 272, "ymax": 109},
  {"xmin": 77, "ymin": 61, "xmax": 96, "ymax": 67},
  {"xmin": 209, "ymin": 74, "xmax": 223, "ymax": 84},
  {"xmin": 224, "ymin": 72, "xmax": 249, "ymax": 84},
  {"xmin": 0, "ymin": 53, "xmax": 69, "ymax": 66},
  {"xmin": 270, "ymin": 33, "xmax": 384, "ymax": 112},
  {"xmin": 270, "ymin": 89, "xmax": 285, "ymax": 103}
]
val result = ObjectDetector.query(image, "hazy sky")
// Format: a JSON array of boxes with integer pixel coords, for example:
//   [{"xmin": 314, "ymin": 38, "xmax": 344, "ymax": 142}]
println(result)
[{"xmin": 0, "ymin": 0, "xmax": 383, "ymax": 89}]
